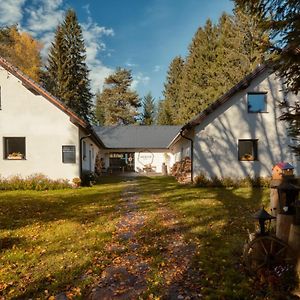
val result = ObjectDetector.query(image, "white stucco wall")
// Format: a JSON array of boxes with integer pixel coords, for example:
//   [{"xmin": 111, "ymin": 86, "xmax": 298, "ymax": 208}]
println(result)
[
  {"xmin": 190, "ymin": 70, "xmax": 300, "ymax": 179},
  {"xmin": 80, "ymin": 134, "xmax": 99, "ymax": 173},
  {"xmin": 0, "ymin": 67, "xmax": 81, "ymax": 180}
]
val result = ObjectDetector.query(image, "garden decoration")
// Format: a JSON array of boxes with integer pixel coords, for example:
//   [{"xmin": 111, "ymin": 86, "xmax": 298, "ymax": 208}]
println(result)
[{"xmin": 243, "ymin": 207, "xmax": 295, "ymax": 273}]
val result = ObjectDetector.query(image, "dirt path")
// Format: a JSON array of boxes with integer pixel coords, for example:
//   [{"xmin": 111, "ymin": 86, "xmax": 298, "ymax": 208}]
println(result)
[
  {"xmin": 87, "ymin": 179, "xmax": 201, "ymax": 299},
  {"xmin": 88, "ymin": 181, "xmax": 150, "ymax": 299}
]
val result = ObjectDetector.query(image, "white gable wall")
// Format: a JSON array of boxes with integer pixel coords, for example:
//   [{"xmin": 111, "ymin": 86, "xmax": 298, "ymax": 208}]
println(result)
[
  {"xmin": 192, "ymin": 70, "xmax": 299, "ymax": 179},
  {"xmin": 0, "ymin": 67, "xmax": 81, "ymax": 180}
]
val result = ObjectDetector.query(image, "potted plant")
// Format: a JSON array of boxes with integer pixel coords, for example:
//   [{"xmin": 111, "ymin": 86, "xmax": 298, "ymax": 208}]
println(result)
[{"xmin": 7, "ymin": 152, "xmax": 23, "ymax": 160}]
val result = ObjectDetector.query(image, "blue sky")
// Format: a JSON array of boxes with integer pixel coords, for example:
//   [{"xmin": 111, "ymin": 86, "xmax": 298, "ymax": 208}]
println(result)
[{"xmin": 0, "ymin": 0, "xmax": 234, "ymax": 100}]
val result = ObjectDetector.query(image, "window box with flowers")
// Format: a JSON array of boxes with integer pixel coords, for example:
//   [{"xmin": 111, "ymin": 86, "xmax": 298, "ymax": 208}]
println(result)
[{"xmin": 7, "ymin": 152, "xmax": 24, "ymax": 160}]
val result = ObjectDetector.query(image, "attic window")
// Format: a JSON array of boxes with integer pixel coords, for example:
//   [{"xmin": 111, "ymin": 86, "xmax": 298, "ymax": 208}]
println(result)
[
  {"xmin": 248, "ymin": 93, "xmax": 267, "ymax": 113},
  {"xmin": 238, "ymin": 139, "xmax": 258, "ymax": 161}
]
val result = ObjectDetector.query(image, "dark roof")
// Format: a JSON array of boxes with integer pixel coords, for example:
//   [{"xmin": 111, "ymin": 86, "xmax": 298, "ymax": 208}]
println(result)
[
  {"xmin": 94, "ymin": 125, "xmax": 181, "ymax": 149},
  {"xmin": 182, "ymin": 64, "xmax": 269, "ymax": 131},
  {"xmin": 0, "ymin": 56, "xmax": 105, "ymax": 148}
]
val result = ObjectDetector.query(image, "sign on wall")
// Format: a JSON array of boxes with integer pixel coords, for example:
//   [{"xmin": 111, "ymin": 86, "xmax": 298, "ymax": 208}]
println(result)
[{"xmin": 138, "ymin": 150, "xmax": 154, "ymax": 166}]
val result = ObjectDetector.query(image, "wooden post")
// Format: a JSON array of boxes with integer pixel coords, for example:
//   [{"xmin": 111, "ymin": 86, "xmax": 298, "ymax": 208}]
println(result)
[{"xmin": 276, "ymin": 214, "xmax": 293, "ymax": 243}]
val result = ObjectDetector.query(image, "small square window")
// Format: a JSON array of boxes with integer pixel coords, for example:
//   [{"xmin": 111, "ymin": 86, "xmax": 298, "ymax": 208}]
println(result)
[
  {"xmin": 238, "ymin": 139, "xmax": 258, "ymax": 161},
  {"xmin": 4, "ymin": 137, "xmax": 26, "ymax": 159},
  {"xmin": 62, "ymin": 145, "xmax": 76, "ymax": 163},
  {"xmin": 248, "ymin": 93, "xmax": 267, "ymax": 113}
]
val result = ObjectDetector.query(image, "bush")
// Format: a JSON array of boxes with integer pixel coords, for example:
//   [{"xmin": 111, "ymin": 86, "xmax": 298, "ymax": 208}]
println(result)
[
  {"xmin": 0, "ymin": 174, "xmax": 72, "ymax": 191},
  {"xmin": 81, "ymin": 171, "xmax": 97, "ymax": 187},
  {"xmin": 194, "ymin": 173, "xmax": 271, "ymax": 188}
]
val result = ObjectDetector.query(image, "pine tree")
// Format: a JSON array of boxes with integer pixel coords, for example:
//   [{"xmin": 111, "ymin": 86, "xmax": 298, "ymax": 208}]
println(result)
[
  {"xmin": 44, "ymin": 9, "xmax": 93, "ymax": 121},
  {"xmin": 95, "ymin": 68, "xmax": 140, "ymax": 125},
  {"xmin": 140, "ymin": 92, "xmax": 156, "ymax": 125},
  {"xmin": 157, "ymin": 99, "xmax": 173, "ymax": 125},
  {"xmin": 162, "ymin": 56, "xmax": 184, "ymax": 125},
  {"xmin": 0, "ymin": 26, "xmax": 42, "ymax": 82},
  {"xmin": 178, "ymin": 20, "xmax": 219, "ymax": 123},
  {"xmin": 173, "ymin": 8, "xmax": 267, "ymax": 124}
]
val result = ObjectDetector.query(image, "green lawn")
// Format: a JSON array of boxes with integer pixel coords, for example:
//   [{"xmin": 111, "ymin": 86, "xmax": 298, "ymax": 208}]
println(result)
[
  {"xmin": 0, "ymin": 176, "xmax": 297, "ymax": 299},
  {"xmin": 0, "ymin": 178, "xmax": 125, "ymax": 299}
]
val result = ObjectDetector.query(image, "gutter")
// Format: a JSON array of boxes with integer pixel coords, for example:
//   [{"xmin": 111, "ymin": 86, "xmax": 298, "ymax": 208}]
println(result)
[{"xmin": 180, "ymin": 125, "xmax": 194, "ymax": 183}]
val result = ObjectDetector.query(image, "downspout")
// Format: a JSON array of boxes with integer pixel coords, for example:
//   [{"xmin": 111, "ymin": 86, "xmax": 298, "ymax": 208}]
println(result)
[
  {"xmin": 180, "ymin": 128, "xmax": 194, "ymax": 183},
  {"xmin": 79, "ymin": 134, "xmax": 91, "ymax": 179}
]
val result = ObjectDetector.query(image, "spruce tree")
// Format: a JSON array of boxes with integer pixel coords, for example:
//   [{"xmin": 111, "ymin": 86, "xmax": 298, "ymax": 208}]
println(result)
[
  {"xmin": 95, "ymin": 67, "xmax": 140, "ymax": 125},
  {"xmin": 162, "ymin": 56, "xmax": 184, "ymax": 125},
  {"xmin": 173, "ymin": 8, "xmax": 267, "ymax": 124},
  {"xmin": 44, "ymin": 9, "xmax": 93, "ymax": 121},
  {"xmin": 140, "ymin": 92, "xmax": 156, "ymax": 125},
  {"xmin": 157, "ymin": 99, "xmax": 173, "ymax": 125}
]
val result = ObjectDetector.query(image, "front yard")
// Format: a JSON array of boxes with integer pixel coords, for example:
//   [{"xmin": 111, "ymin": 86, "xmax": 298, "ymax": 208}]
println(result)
[{"xmin": 0, "ymin": 176, "xmax": 297, "ymax": 299}]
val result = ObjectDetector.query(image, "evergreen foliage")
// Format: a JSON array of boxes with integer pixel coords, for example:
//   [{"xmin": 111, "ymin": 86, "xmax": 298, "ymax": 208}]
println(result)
[
  {"xmin": 0, "ymin": 25, "xmax": 42, "ymax": 82},
  {"xmin": 44, "ymin": 9, "xmax": 93, "ymax": 121},
  {"xmin": 140, "ymin": 92, "xmax": 156, "ymax": 125},
  {"xmin": 161, "ymin": 7, "xmax": 267, "ymax": 124},
  {"xmin": 157, "ymin": 100, "xmax": 173, "ymax": 125},
  {"xmin": 161, "ymin": 56, "xmax": 184, "ymax": 125},
  {"xmin": 95, "ymin": 68, "xmax": 140, "ymax": 125}
]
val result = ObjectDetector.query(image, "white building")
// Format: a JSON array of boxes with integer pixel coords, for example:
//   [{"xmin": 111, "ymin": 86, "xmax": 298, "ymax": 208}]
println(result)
[
  {"xmin": 94, "ymin": 125, "xmax": 181, "ymax": 174},
  {"xmin": 0, "ymin": 57, "xmax": 104, "ymax": 181},
  {"xmin": 170, "ymin": 65, "xmax": 300, "ymax": 179}
]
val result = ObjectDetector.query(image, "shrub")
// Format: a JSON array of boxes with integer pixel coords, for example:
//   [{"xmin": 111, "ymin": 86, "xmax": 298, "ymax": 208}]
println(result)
[
  {"xmin": 81, "ymin": 171, "xmax": 97, "ymax": 187},
  {"xmin": 194, "ymin": 173, "xmax": 271, "ymax": 188},
  {"xmin": 0, "ymin": 174, "xmax": 71, "ymax": 191}
]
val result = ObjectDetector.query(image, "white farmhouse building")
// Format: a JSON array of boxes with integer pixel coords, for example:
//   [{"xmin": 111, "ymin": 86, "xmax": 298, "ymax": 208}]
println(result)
[
  {"xmin": 0, "ymin": 57, "xmax": 104, "ymax": 181},
  {"xmin": 170, "ymin": 64, "xmax": 300, "ymax": 179},
  {"xmin": 94, "ymin": 125, "xmax": 181, "ymax": 174}
]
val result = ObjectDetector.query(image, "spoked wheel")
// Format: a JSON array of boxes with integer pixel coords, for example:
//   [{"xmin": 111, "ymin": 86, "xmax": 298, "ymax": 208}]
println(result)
[{"xmin": 243, "ymin": 235, "xmax": 296, "ymax": 273}]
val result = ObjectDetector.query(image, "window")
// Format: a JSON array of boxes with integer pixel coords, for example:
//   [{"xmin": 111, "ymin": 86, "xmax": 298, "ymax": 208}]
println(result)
[
  {"xmin": 248, "ymin": 92, "xmax": 267, "ymax": 113},
  {"xmin": 4, "ymin": 137, "xmax": 26, "ymax": 159},
  {"xmin": 62, "ymin": 145, "xmax": 76, "ymax": 163},
  {"xmin": 238, "ymin": 139, "xmax": 258, "ymax": 161}
]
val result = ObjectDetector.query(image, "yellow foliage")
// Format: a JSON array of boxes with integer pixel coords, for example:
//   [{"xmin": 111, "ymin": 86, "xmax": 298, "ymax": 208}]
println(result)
[{"xmin": 0, "ymin": 26, "xmax": 42, "ymax": 82}]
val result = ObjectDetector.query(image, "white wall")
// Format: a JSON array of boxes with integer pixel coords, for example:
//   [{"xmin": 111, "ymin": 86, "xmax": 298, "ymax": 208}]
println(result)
[
  {"xmin": 0, "ymin": 67, "xmax": 81, "ymax": 180},
  {"xmin": 80, "ymin": 133, "xmax": 98, "ymax": 173},
  {"xmin": 190, "ymin": 70, "xmax": 300, "ymax": 179},
  {"xmin": 134, "ymin": 149, "xmax": 171, "ymax": 173}
]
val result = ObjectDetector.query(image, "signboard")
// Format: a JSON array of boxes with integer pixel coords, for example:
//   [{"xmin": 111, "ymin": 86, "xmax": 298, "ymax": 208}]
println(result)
[{"xmin": 138, "ymin": 150, "xmax": 154, "ymax": 166}]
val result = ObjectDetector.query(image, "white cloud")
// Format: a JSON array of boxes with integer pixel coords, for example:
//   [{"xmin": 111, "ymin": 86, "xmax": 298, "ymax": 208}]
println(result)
[
  {"xmin": 153, "ymin": 65, "xmax": 161, "ymax": 72},
  {"xmin": 131, "ymin": 72, "xmax": 150, "ymax": 90},
  {"xmin": 0, "ymin": 0, "xmax": 115, "ymax": 94},
  {"xmin": 0, "ymin": 0, "xmax": 26, "ymax": 25}
]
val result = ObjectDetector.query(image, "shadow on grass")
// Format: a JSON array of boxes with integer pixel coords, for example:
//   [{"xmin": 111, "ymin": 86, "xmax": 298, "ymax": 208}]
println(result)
[{"xmin": 137, "ymin": 176, "xmax": 298, "ymax": 299}]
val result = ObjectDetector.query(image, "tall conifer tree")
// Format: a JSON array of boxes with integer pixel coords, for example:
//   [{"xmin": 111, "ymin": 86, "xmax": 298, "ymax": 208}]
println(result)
[
  {"xmin": 45, "ymin": 9, "xmax": 93, "ymax": 121},
  {"xmin": 162, "ymin": 56, "xmax": 184, "ymax": 125},
  {"xmin": 140, "ymin": 92, "xmax": 156, "ymax": 125},
  {"xmin": 95, "ymin": 68, "xmax": 140, "ymax": 125}
]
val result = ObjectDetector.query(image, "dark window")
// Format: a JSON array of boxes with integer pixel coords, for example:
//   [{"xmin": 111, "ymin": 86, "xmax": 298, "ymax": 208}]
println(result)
[
  {"xmin": 62, "ymin": 145, "xmax": 76, "ymax": 163},
  {"xmin": 4, "ymin": 137, "xmax": 26, "ymax": 159},
  {"xmin": 238, "ymin": 139, "xmax": 258, "ymax": 161},
  {"xmin": 248, "ymin": 93, "xmax": 267, "ymax": 113}
]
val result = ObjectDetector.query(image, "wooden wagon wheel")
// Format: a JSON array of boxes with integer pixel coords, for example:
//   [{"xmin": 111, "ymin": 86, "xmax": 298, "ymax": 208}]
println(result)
[{"xmin": 243, "ymin": 235, "xmax": 296, "ymax": 273}]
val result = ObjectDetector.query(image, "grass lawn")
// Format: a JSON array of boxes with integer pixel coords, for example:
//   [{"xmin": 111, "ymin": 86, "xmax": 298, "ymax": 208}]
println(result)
[
  {"xmin": 0, "ymin": 178, "xmax": 125, "ymax": 299},
  {"xmin": 0, "ymin": 176, "xmax": 297, "ymax": 299}
]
